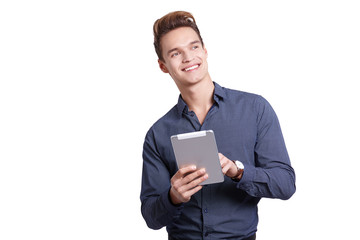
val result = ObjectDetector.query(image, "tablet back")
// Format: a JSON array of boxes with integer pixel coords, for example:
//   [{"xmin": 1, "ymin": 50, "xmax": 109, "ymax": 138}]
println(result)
[{"xmin": 171, "ymin": 130, "xmax": 224, "ymax": 185}]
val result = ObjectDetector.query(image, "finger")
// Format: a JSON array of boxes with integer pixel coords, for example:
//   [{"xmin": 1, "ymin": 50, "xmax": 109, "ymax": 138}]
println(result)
[
  {"xmin": 220, "ymin": 158, "xmax": 227, "ymax": 167},
  {"xmin": 173, "ymin": 165, "xmax": 197, "ymax": 179},
  {"xmin": 185, "ymin": 173, "xmax": 208, "ymax": 190},
  {"xmin": 180, "ymin": 165, "xmax": 197, "ymax": 175},
  {"xmin": 221, "ymin": 162, "xmax": 231, "ymax": 175},
  {"xmin": 182, "ymin": 185, "xmax": 203, "ymax": 202},
  {"xmin": 171, "ymin": 166, "xmax": 200, "ymax": 189},
  {"xmin": 181, "ymin": 168, "xmax": 206, "ymax": 184},
  {"xmin": 177, "ymin": 172, "xmax": 208, "ymax": 194},
  {"xmin": 219, "ymin": 153, "xmax": 227, "ymax": 165}
]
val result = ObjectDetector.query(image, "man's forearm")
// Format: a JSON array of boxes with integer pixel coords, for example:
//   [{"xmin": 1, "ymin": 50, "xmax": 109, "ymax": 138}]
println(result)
[
  {"xmin": 237, "ymin": 163, "xmax": 296, "ymax": 200},
  {"xmin": 141, "ymin": 189, "xmax": 183, "ymax": 230}
]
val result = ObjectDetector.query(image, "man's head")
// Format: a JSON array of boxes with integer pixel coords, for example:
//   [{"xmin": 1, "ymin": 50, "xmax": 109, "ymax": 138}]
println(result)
[
  {"xmin": 153, "ymin": 11, "xmax": 204, "ymax": 62},
  {"xmin": 153, "ymin": 11, "xmax": 210, "ymax": 88}
]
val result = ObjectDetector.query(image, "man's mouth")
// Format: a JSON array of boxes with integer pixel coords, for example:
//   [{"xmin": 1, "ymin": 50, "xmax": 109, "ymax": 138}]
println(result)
[{"xmin": 183, "ymin": 64, "xmax": 200, "ymax": 72}]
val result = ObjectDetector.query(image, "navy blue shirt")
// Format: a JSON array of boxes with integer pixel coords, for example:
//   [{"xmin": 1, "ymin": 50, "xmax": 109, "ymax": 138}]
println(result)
[{"xmin": 140, "ymin": 82, "xmax": 296, "ymax": 239}]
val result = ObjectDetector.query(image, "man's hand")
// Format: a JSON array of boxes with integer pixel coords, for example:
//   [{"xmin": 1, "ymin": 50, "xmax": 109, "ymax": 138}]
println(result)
[
  {"xmin": 169, "ymin": 166, "xmax": 208, "ymax": 205},
  {"xmin": 219, "ymin": 153, "xmax": 238, "ymax": 178}
]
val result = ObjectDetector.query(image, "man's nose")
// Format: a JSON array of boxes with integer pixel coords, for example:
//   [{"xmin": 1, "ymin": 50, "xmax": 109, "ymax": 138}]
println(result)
[{"xmin": 182, "ymin": 51, "xmax": 193, "ymax": 63}]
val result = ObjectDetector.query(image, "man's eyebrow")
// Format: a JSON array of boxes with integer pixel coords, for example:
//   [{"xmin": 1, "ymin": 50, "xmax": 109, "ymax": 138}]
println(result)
[
  {"xmin": 167, "ymin": 40, "xmax": 201, "ymax": 56},
  {"xmin": 189, "ymin": 40, "xmax": 201, "ymax": 45},
  {"xmin": 167, "ymin": 47, "xmax": 179, "ymax": 56}
]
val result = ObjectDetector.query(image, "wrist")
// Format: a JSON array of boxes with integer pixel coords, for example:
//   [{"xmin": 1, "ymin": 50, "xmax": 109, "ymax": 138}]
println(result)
[
  {"xmin": 231, "ymin": 160, "xmax": 244, "ymax": 182},
  {"xmin": 169, "ymin": 187, "xmax": 182, "ymax": 205}
]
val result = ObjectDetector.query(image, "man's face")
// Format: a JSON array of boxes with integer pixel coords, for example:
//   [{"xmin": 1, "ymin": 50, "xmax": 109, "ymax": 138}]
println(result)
[{"xmin": 158, "ymin": 27, "xmax": 209, "ymax": 87}]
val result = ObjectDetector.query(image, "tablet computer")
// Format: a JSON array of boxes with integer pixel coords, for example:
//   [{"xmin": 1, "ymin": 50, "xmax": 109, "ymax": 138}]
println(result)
[{"xmin": 170, "ymin": 130, "xmax": 224, "ymax": 185}]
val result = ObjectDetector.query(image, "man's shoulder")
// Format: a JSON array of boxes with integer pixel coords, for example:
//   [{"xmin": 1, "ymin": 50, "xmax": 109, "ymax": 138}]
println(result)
[
  {"xmin": 219, "ymin": 85, "xmax": 275, "ymax": 118},
  {"xmin": 222, "ymin": 85, "xmax": 265, "ymax": 104}
]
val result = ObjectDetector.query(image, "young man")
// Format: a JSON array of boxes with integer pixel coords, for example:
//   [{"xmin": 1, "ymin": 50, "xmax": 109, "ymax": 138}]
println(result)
[{"xmin": 140, "ymin": 11, "xmax": 296, "ymax": 240}]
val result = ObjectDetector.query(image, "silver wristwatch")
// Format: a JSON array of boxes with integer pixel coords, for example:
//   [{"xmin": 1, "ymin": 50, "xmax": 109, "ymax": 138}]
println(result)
[{"xmin": 231, "ymin": 160, "xmax": 244, "ymax": 182}]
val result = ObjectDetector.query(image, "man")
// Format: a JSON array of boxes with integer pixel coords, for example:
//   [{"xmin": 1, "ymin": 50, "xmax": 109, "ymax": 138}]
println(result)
[{"xmin": 140, "ymin": 11, "xmax": 296, "ymax": 240}]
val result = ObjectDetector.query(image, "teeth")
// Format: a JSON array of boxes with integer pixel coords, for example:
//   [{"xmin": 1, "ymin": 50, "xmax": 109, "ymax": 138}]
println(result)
[{"xmin": 185, "ymin": 65, "xmax": 199, "ymax": 71}]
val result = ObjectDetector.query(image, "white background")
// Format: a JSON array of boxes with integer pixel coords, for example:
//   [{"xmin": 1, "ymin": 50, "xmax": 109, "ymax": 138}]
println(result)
[{"xmin": 1, "ymin": 0, "xmax": 359, "ymax": 239}]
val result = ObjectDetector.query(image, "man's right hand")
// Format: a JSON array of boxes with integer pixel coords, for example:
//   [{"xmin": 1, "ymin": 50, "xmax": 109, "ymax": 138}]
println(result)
[{"xmin": 169, "ymin": 166, "xmax": 208, "ymax": 205}]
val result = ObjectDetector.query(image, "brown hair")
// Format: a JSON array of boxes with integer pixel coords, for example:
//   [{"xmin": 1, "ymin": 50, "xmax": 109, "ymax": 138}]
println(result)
[{"xmin": 153, "ymin": 11, "xmax": 204, "ymax": 62}]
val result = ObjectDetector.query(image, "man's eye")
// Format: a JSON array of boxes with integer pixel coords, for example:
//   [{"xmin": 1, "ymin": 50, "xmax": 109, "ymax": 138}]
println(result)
[
  {"xmin": 192, "ymin": 46, "xmax": 199, "ymax": 50},
  {"xmin": 171, "ymin": 52, "xmax": 179, "ymax": 57}
]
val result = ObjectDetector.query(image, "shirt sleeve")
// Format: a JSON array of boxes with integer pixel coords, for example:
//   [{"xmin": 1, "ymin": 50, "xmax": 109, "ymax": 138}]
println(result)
[
  {"xmin": 237, "ymin": 96, "xmax": 296, "ymax": 200},
  {"xmin": 140, "ymin": 128, "xmax": 183, "ymax": 229}
]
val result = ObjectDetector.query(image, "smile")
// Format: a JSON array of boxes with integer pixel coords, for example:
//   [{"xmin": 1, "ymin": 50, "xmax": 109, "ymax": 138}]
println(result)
[{"xmin": 183, "ymin": 64, "xmax": 200, "ymax": 72}]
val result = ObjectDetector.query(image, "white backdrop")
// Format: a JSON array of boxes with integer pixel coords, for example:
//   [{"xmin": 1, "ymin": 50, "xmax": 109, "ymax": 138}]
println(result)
[{"xmin": 1, "ymin": 1, "xmax": 359, "ymax": 239}]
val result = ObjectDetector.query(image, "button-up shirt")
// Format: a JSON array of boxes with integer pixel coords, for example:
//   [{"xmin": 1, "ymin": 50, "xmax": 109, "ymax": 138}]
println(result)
[{"xmin": 140, "ymin": 82, "xmax": 296, "ymax": 239}]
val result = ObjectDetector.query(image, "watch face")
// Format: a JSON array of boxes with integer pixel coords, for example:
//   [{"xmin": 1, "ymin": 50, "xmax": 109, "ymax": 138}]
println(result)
[{"xmin": 235, "ymin": 161, "xmax": 244, "ymax": 169}]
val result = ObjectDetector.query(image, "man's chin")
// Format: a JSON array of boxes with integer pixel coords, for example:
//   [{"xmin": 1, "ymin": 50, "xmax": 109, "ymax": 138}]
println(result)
[{"xmin": 176, "ymin": 78, "xmax": 203, "ymax": 87}]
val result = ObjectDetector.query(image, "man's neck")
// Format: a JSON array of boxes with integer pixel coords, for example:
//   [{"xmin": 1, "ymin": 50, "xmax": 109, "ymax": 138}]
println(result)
[{"xmin": 178, "ymin": 79, "xmax": 215, "ymax": 124}]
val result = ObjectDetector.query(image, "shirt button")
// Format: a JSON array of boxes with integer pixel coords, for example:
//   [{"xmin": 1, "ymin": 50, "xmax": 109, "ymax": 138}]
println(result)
[{"xmin": 204, "ymin": 208, "xmax": 208, "ymax": 213}]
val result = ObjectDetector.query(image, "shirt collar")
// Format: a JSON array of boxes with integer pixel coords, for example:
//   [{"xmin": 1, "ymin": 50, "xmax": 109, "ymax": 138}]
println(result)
[
  {"xmin": 213, "ymin": 81, "xmax": 226, "ymax": 104},
  {"xmin": 176, "ymin": 81, "xmax": 226, "ymax": 116}
]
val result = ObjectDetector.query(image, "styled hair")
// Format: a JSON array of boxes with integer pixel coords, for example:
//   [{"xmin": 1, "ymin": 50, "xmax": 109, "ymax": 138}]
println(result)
[{"xmin": 153, "ymin": 11, "xmax": 204, "ymax": 62}]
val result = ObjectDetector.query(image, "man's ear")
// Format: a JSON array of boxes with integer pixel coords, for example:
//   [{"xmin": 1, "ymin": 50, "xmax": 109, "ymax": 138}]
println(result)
[
  {"xmin": 203, "ymin": 45, "xmax": 208, "ymax": 58},
  {"xmin": 158, "ymin": 59, "xmax": 169, "ymax": 73}
]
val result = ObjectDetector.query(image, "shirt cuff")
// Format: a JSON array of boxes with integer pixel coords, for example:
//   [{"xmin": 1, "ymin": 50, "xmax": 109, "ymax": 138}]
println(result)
[
  {"xmin": 159, "ymin": 188, "xmax": 184, "ymax": 216},
  {"xmin": 236, "ymin": 163, "xmax": 256, "ymax": 192}
]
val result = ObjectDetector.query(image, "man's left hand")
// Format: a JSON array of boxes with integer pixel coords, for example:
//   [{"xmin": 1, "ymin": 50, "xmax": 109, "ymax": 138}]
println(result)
[{"xmin": 219, "ymin": 153, "xmax": 238, "ymax": 178}]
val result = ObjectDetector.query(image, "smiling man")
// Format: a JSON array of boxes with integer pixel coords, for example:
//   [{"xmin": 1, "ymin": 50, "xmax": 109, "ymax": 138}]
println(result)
[{"xmin": 140, "ymin": 11, "xmax": 296, "ymax": 240}]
